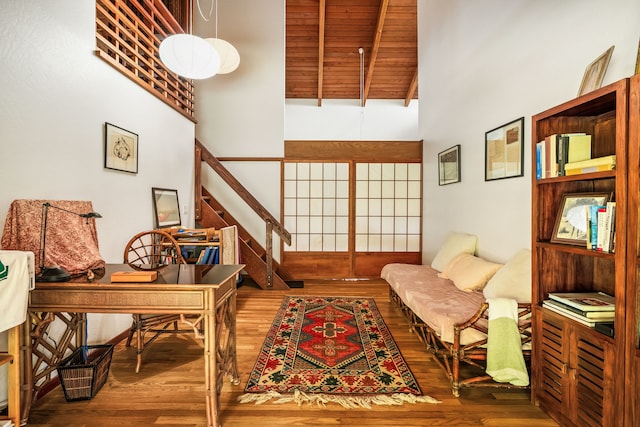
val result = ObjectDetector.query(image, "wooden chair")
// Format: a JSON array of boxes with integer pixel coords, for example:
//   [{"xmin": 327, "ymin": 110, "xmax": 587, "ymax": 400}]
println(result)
[{"xmin": 123, "ymin": 230, "xmax": 195, "ymax": 373}]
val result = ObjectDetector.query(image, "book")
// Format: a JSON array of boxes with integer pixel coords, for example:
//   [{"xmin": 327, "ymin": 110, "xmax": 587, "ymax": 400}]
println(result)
[
  {"xmin": 603, "ymin": 201, "xmax": 616, "ymax": 253},
  {"xmin": 564, "ymin": 155, "xmax": 616, "ymax": 175},
  {"xmin": 596, "ymin": 206, "xmax": 607, "ymax": 251},
  {"xmin": 536, "ymin": 141, "xmax": 543, "ymax": 179},
  {"xmin": 111, "ymin": 270, "xmax": 158, "ymax": 282},
  {"xmin": 207, "ymin": 246, "xmax": 220, "ymax": 264},
  {"xmin": 544, "ymin": 134, "xmax": 558, "ymax": 178},
  {"xmin": 542, "ymin": 301, "xmax": 601, "ymax": 327},
  {"xmin": 585, "ymin": 206, "xmax": 593, "ymax": 250},
  {"xmin": 543, "ymin": 299, "xmax": 615, "ymax": 319},
  {"xmin": 557, "ymin": 135, "xmax": 567, "ymax": 176},
  {"xmin": 548, "ymin": 292, "xmax": 615, "ymax": 312},
  {"xmin": 589, "ymin": 205, "xmax": 605, "ymax": 250},
  {"xmin": 197, "ymin": 247, "xmax": 212, "ymax": 264},
  {"xmin": 557, "ymin": 134, "xmax": 590, "ymax": 176},
  {"xmin": 566, "ymin": 134, "xmax": 591, "ymax": 163}
]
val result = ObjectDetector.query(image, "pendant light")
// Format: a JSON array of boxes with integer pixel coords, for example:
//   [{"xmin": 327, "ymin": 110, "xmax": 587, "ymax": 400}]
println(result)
[
  {"xmin": 201, "ymin": 0, "xmax": 240, "ymax": 74},
  {"xmin": 158, "ymin": 0, "xmax": 238, "ymax": 78},
  {"xmin": 205, "ymin": 37, "xmax": 240, "ymax": 74},
  {"xmin": 159, "ymin": 33, "xmax": 221, "ymax": 79}
]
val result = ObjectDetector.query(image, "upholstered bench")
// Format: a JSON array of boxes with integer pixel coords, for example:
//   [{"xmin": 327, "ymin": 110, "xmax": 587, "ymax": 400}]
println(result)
[{"xmin": 381, "ymin": 232, "xmax": 532, "ymax": 396}]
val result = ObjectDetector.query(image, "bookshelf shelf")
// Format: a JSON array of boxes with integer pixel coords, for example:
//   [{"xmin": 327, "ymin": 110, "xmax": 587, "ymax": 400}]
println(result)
[{"xmin": 531, "ymin": 78, "xmax": 629, "ymax": 427}]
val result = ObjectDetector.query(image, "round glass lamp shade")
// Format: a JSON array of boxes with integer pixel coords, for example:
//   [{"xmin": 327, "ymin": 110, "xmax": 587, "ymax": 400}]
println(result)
[
  {"xmin": 159, "ymin": 34, "xmax": 221, "ymax": 79},
  {"xmin": 205, "ymin": 38, "xmax": 240, "ymax": 74}
]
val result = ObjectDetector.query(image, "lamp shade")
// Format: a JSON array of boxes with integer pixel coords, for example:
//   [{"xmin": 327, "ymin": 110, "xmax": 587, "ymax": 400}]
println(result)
[
  {"xmin": 159, "ymin": 34, "xmax": 221, "ymax": 79},
  {"xmin": 205, "ymin": 38, "xmax": 240, "ymax": 74}
]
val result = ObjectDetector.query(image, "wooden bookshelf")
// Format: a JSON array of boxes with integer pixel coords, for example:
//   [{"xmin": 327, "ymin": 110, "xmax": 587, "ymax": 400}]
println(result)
[{"xmin": 531, "ymin": 78, "xmax": 629, "ymax": 427}]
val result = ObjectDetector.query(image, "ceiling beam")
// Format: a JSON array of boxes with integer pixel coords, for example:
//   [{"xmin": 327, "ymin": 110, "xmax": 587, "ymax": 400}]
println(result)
[
  {"xmin": 362, "ymin": 0, "xmax": 390, "ymax": 107},
  {"xmin": 404, "ymin": 67, "xmax": 418, "ymax": 107},
  {"xmin": 317, "ymin": 0, "xmax": 326, "ymax": 107}
]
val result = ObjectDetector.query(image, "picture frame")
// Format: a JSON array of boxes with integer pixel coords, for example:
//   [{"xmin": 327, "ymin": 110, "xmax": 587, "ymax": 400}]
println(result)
[
  {"xmin": 484, "ymin": 117, "xmax": 524, "ymax": 181},
  {"xmin": 152, "ymin": 187, "xmax": 182, "ymax": 228},
  {"xmin": 438, "ymin": 144, "xmax": 461, "ymax": 185},
  {"xmin": 578, "ymin": 45, "xmax": 614, "ymax": 96},
  {"xmin": 104, "ymin": 122, "xmax": 138, "ymax": 174},
  {"xmin": 551, "ymin": 192, "xmax": 612, "ymax": 246}
]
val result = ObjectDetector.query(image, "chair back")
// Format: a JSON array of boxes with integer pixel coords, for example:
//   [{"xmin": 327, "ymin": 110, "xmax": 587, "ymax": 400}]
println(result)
[{"xmin": 123, "ymin": 230, "xmax": 186, "ymax": 270}]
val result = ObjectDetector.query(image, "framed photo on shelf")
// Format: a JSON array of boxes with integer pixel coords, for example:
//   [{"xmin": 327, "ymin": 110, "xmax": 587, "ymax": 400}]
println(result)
[
  {"xmin": 438, "ymin": 144, "xmax": 461, "ymax": 185},
  {"xmin": 551, "ymin": 192, "xmax": 612, "ymax": 246},
  {"xmin": 578, "ymin": 45, "xmax": 614, "ymax": 96},
  {"xmin": 636, "ymin": 38, "xmax": 640, "ymax": 75},
  {"xmin": 484, "ymin": 117, "xmax": 524, "ymax": 181},
  {"xmin": 152, "ymin": 187, "xmax": 182, "ymax": 228},
  {"xmin": 104, "ymin": 122, "xmax": 138, "ymax": 174}
]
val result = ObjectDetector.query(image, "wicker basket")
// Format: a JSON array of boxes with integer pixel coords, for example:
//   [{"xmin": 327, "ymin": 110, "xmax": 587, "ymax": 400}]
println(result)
[{"xmin": 57, "ymin": 344, "xmax": 114, "ymax": 402}]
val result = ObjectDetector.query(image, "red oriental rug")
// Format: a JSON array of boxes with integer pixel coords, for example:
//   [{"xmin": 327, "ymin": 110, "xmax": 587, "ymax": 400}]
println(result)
[{"xmin": 239, "ymin": 296, "xmax": 439, "ymax": 408}]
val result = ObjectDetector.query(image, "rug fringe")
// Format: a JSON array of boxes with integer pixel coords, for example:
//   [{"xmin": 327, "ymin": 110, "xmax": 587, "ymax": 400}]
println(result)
[{"xmin": 238, "ymin": 390, "xmax": 440, "ymax": 408}]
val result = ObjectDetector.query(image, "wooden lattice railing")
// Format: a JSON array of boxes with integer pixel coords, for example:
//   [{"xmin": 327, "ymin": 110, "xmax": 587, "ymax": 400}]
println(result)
[{"xmin": 95, "ymin": 0, "xmax": 196, "ymax": 121}]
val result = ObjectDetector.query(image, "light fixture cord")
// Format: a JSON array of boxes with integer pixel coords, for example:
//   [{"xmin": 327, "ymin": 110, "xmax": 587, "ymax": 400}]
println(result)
[
  {"xmin": 359, "ymin": 48, "xmax": 364, "ymax": 107},
  {"xmin": 196, "ymin": 0, "xmax": 214, "ymax": 22},
  {"xmin": 359, "ymin": 47, "xmax": 365, "ymax": 139}
]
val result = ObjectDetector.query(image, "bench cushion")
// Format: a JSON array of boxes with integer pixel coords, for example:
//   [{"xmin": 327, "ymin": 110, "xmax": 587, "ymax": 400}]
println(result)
[
  {"xmin": 430, "ymin": 232, "xmax": 478, "ymax": 272},
  {"xmin": 482, "ymin": 249, "xmax": 531, "ymax": 303},
  {"xmin": 381, "ymin": 263, "xmax": 486, "ymax": 344},
  {"xmin": 438, "ymin": 254, "xmax": 502, "ymax": 292}
]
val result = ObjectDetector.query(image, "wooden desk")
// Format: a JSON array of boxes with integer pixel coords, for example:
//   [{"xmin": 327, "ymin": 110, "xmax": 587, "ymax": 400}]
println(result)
[{"xmin": 24, "ymin": 263, "xmax": 244, "ymax": 427}]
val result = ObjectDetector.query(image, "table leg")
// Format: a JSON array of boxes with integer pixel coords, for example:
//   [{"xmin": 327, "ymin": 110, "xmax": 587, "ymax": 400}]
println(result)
[{"xmin": 204, "ymin": 284, "xmax": 239, "ymax": 427}]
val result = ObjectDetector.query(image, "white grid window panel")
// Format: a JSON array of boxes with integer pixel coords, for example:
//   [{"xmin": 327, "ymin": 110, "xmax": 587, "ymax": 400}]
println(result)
[
  {"xmin": 284, "ymin": 162, "xmax": 350, "ymax": 252},
  {"xmin": 355, "ymin": 162, "xmax": 421, "ymax": 252}
]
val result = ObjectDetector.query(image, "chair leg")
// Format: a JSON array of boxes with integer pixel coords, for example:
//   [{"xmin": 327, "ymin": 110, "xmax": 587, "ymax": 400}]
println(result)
[
  {"xmin": 125, "ymin": 316, "xmax": 137, "ymax": 348},
  {"xmin": 135, "ymin": 323, "xmax": 143, "ymax": 373}
]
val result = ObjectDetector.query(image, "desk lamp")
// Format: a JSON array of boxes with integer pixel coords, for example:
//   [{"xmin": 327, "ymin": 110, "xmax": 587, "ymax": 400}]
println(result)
[{"xmin": 37, "ymin": 202, "xmax": 102, "ymax": 282}]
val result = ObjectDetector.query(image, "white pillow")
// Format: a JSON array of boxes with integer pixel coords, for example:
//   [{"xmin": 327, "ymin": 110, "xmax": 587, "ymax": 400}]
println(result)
[
  {"xmin": 438, "ymin": 253, "xmax": 503, "ymax": 292},
  {"xmin": 430, "ymin": 232, "xmax": 478, "ymax": 272},
  {"xmin": 483, "ymin": 249, "xmax": 532, "ymax": 303}
]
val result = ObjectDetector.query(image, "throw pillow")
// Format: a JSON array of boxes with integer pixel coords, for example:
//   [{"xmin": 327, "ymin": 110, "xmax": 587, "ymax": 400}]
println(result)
[
  {"xmin": 439, "ymin": 253, "xmax": 503, "ymax": 292},
  {"xmin": 483, "ymin": 248, "xmax": 532, "ymax": 303},
  {"xmin": 430, "ymin": 232, "xmax": 478, "ymax": 272}
]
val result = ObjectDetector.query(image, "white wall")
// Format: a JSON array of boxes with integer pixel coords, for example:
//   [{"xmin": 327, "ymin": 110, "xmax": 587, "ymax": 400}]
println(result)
[
  {"xmin": 195, "ymin": 1, "xmax": 420, "ymax": 257},
  {"xmin": 419, "ymin": 0, "xmax": 640, "ymax": 263},
  {"xmin": 0, "ymin": 1, "xmax": 196, "ymax": 346}
]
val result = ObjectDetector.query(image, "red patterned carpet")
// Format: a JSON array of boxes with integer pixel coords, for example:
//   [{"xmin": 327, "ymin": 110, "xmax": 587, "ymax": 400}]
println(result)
[{"xmin": 240, "ymin": 295, "xmax": 438, "ymax": 407}]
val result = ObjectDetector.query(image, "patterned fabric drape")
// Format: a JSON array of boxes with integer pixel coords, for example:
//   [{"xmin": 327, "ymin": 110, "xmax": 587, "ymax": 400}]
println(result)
[{"xmin": 1, "ymin": 199, "xmax": 105, "ymax": 276}]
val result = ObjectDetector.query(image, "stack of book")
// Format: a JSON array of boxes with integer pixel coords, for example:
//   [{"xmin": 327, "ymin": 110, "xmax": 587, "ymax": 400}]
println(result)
[
  {"xmin": 535, "ymin": 133, "xmax": 592, "ymax": 179},
  {"xmin": 586, "ymin": 201, "xmax": 616, "ymax": 253},
  {"xmin": 542, "ymin": 292, "xmax": 615, "ymax": 327}
]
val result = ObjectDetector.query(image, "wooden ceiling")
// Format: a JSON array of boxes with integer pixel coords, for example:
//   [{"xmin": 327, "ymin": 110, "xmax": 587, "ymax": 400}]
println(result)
[{"xmin": 286, "ymin": 0, "xmax": 418, "ymax": 106}]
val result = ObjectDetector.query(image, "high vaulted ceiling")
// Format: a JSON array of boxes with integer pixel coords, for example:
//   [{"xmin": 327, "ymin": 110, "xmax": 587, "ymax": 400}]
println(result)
[{"xmin": 285, "ymin": 0, "xmax": 418, "ymax": 106}]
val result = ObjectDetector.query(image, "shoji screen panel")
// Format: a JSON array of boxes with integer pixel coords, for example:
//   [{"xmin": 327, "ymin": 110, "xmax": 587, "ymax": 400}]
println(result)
[
  {"xmin": 283, "ymin": 162, "xmax": 350, "ymax": 252},
  {"xmin": 281, "ymin": 141, "xmax": 422, "ymax": 279}
]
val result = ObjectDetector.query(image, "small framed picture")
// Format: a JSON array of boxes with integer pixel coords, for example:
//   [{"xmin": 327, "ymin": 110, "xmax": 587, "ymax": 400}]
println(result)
[
  {"xmin": 438, "ymin": 145, "xmax": 461, "ymax": 185},
  {"xmin": 104, "ymin": 122, "xmax": 138, "ymax": 174},
  {"xmin": 578, "ymin": 46, "xmax": 614, "ymax": 96},
  {"xmin": 152, "ymin": 187, "xmax": 182, "ymax": 228},
  {"xmin": 635, "ymin": 38, "xmax": 640, "ymax": 75},
  {"xmin": 551, "ymin": 192, "xmax": 612, "ymax": 246},
  {"xmin": 485, "ymin": 117, "xmax": 524, "ymax": 181}
]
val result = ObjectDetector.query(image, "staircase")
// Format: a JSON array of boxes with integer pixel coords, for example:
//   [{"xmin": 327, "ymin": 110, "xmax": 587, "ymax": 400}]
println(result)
[{"xmin": 194, "ymin": 140, "xmax": 291, "ymax": 290}]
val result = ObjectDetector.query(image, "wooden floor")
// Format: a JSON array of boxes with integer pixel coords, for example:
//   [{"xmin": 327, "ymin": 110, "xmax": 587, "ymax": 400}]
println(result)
[{"xmin": 25, "ymin": 279, "xmax": 558, "ymax": 427}]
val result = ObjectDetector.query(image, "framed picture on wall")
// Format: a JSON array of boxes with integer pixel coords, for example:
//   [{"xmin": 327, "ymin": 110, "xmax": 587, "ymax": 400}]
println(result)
[
  {"xmin": 104, "ymin": 122, "xmax": 138, "ymax": 174},
  {"xmin": 152, "ymin": 187, "xmax": 182, "ymax": 228},
  {"xmin": 485, "ymin": 117, "xmax": 524, "ymax": 181},
  {"xmin": 438, "ymin": 145, "xmax": 461, "ymax": 185}
]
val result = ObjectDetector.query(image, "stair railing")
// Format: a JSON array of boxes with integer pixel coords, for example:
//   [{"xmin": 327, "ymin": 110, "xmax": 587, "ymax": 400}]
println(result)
[{"xmin": 194, "ymin": 139, "xmax": 291, "ymax": 287}]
